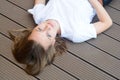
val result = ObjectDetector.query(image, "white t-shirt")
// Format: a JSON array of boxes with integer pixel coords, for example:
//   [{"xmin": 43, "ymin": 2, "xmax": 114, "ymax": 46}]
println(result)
[{"xmin": 28, "ymin": 0, "xmax": 97, "ymax": 43}]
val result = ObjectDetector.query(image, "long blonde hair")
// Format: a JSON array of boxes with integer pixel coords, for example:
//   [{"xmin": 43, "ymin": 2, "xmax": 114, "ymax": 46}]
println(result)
[{"xmin": 8, "ymin": 28, "xmax": 67, "ymax": 75}]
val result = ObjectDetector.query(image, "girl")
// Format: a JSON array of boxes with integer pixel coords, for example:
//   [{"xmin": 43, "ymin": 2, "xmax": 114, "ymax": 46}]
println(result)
[{"xmin": 9, "ymin": 0, "xmax": 112, "ymax": 75}]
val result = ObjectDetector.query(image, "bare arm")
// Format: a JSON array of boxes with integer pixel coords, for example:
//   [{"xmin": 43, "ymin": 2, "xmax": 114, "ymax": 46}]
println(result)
[
  {"xmin": 89, "ymin": 0, "xmax": 112, "ymax": 34},
  {"xmin": 34, "ymin": 0, "xmax": 46, "ymax": 5},
  {"xmin": 98, "ymin": 0, "xmax": 103, "ymax": 5}
]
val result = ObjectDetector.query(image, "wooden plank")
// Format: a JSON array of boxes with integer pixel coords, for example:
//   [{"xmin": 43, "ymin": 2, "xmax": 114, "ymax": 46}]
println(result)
[
  {"xmin": 109, "ymin": 0, "xmax": 120, "ymax": 10},
  {"xmin": 104, "ymin": 23, "xmax": 120, "ymax": 41},
  {"xmin": 6, "ymin": 0, "xmax": 34, "ymax": 10},
  {"xmin": 0, "ymin": 34, "xmax": 24, "ymax": 67},
  {"xmin": 54, "ymin": 52, "xmax": 115, "ymax": 80},
  {"xmin": 105, "ymin": 6, "xmax": 120, "ymax": 25},
  {"xmin": 0, "ymin": 15, "xmax": 23, "ymax": 35},
  {"xmin": 36, "ymin": 64, "xmax": 76, "ymax": 80},
  {"xmin": 0, "ymin": 56, "xmax": 37, "ymax": 80},
  {"xmin": 67, "ymin": 41, "xmax": 120, "ymax": 79},
  {"xmin": 88, "ymin": 34, "xmax": 120, "ymax": 59},
  {"xmin": 0, "ymin": 0, "xmax": 35, "ymax": 28}
]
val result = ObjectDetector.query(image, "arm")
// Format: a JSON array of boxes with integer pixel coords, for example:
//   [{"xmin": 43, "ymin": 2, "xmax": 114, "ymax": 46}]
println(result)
[
  {"xmin": 98, "ymin": 0, "xmax": 103, "ymax": 5},
  {"xmin": 34, "ymin": 0, "xmax": 46, "ymax": 5},
  {"xmin": 89, "ymin": 0, "xmax": 112, "ymax": 34}
]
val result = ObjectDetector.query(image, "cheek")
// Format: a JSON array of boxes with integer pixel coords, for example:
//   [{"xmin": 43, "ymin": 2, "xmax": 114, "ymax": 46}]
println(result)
[{"xmin": 50, "ymin": 31, "xmax": 56, "ymax": 38}]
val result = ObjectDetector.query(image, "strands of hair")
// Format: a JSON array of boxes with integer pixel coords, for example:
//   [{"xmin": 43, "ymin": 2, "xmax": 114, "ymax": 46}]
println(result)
[{"xmin": 8, "ymin": 28, "xmax": 67, "ymax": 75}]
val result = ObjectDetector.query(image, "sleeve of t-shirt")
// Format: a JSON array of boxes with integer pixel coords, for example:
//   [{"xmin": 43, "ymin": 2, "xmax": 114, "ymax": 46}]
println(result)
[
  {"xmin": 28, "ymin": 4, "xmax": 45, "ymax": 24},
  {"xmin": 72, "ymin": 23, "xmax": 97, "ymax": 43}
]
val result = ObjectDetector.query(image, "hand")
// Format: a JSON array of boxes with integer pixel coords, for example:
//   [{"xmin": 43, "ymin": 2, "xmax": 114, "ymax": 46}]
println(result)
[{"xmin": 34, "ymin": 0, "xmax": 46, "ymax": 5}]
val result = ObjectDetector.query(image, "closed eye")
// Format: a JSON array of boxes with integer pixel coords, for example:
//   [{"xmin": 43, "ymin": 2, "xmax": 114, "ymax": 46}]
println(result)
[
  {"xmin": 36, "ymin": 27, "xmax": 42, "ymax": 32},
  {"xmin": 47, "ymin": 33, "xmax": 52, "ymax": 40}
]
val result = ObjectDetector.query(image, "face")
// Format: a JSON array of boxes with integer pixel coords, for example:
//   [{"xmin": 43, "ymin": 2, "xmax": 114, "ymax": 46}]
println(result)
[{"xmin": 28, "ymin": 20, "xmax": 58, "ymax": 50}]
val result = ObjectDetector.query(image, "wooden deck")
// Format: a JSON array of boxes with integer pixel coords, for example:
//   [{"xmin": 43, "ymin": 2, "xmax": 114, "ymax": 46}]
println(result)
[{"xmin": 0, "ymin": 0, "xmax": 120, "ymax": 80}]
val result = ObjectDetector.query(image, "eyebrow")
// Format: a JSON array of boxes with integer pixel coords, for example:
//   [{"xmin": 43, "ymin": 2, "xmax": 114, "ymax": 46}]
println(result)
[{"xmin": 38, "ymin": 27, "xmax": 42, "ymax": 31}]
